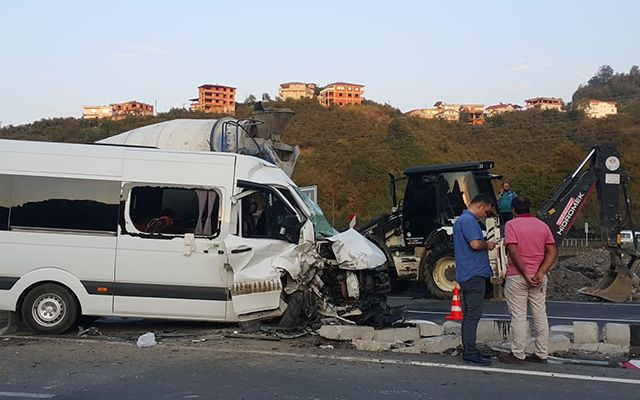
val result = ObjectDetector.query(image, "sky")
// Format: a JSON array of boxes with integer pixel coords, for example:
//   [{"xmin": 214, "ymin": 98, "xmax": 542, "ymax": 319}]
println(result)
[{"xmin": 0, "ymin": 0, "xmax": 638, "ymax": 126}]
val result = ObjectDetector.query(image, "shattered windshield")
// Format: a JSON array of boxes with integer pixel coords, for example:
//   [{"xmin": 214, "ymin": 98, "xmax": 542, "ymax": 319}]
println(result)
[{"xmin": 292, "ymin": 186, "xmax": 339, "ymax": 239}]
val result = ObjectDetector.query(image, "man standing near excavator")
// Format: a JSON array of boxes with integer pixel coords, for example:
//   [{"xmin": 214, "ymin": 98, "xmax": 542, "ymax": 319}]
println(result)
[
  {"xmin": 453, "ymin": 194, "xmax": 496, "ymax": 365},
  {"xmin": 498, "ymin": 196, "xmax": 557, "ymax": 364}
]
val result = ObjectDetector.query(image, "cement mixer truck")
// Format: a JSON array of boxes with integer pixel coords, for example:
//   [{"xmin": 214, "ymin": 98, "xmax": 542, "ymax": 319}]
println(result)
[{"xmin": 99, "ymin": 103, "xmax": 300, "ymax": 176}]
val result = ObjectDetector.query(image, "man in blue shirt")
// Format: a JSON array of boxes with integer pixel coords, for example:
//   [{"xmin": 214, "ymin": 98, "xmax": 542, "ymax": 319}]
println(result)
[{"xmin": 453, "ymin": 193, "xmax": 496, "ymax": 365}]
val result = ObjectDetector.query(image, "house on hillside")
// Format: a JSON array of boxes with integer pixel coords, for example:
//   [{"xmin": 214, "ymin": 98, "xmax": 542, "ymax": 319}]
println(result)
[
  {"xmin": 407, "ymin": 101, "xmax": 490, "ymax": 123},
  {"xmin": 190, "ymin": 84, "xmax": 236, "ymax": 115},
  {"xmin": 83, "ymin": 101, "xmax": 153, "ymax": 120},
  {"xmin": 318, "ymin": 82, "xmax": 364, "ymax": 107},
  {"xmin": 484, "ymin": 103, "xmax": 523, "ymax": 117},
  {"xmin": 576, "ymin": 100, "xmax": 617, "ymax": 119},
  {"xmin": 459, "ymin": 104, "xmax": 485, "ymax": 125},
  {"xmin": 278, "ymin": 82, "xmax": 316, "ymax": 100},
  {"xmin": 524, "ymin": 97, "xmax": 564, "ymax": 111}
]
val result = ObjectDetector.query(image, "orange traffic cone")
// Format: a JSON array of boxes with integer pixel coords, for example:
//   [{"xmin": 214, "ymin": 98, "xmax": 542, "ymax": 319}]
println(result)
[{"xmin": 444, "ymin": 287, "xmax": 463, "ymax": 321}]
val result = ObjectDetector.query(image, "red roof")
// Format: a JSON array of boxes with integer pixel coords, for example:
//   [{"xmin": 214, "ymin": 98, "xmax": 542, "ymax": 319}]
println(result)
[
  {"xmin": 325, "ymin": 82, "xmax": 364, "ymax": 87},
  {"xmin": 199, "ymin": 84, "xmax": 236, "ymax": 89}
]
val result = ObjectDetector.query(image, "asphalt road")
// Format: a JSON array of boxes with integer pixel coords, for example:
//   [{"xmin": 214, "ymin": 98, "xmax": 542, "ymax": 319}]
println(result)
[
  {"xmin": 1, "ymin": 337, "xmax": 640, "ymax": 400},
  {"xmin": 389, "ymin": 296, "xmax": 640, "ymax": 327}
]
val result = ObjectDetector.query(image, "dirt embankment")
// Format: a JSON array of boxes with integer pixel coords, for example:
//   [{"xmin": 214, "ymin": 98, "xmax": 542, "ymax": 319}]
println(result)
[{"xmin": 547, "ymin": 248, "xmax": 640, "ymax": 301}]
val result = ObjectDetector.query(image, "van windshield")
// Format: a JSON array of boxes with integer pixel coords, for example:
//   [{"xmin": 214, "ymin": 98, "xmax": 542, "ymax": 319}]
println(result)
[{"xmin": 292, "ymin": 186, "xmax": 339, "ymax": 239}]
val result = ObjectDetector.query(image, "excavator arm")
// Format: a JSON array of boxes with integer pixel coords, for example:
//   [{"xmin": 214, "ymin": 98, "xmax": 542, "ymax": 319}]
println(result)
[{"xmin": 537, "ymin": 144, "xmax": 637, "ymax": 301}]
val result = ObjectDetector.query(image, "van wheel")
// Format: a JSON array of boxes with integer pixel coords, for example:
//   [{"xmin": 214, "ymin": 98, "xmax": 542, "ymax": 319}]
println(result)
[
  {"xmin": 21, "ymin": 283, "xmax": 78, "ymax": 335},
  {"xmin": 422, "ymin": 246, "xmax": 459, "ymax": 299}
]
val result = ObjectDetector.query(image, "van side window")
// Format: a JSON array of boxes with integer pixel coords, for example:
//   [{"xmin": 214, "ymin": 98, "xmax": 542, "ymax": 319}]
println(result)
[
  {"xmin": 129, "ymin": 186, "xmax": 220, "ymax": 237},
  {"xmin": 9, "ymin": 175, "xmax": 120, "ymax": 233},
  {"xmin": 241, "ymin": 188, "xmax": 296, "ymax": 240},
  {"xmin": 0, "ymin": 175, "xmax": 11, "ymax": 231}
]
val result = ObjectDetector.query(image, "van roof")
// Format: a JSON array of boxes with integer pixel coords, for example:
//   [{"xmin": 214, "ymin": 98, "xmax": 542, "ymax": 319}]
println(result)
[{"xmin": 0, "ymin": 138, "xmax": 281, "ymax": 181}]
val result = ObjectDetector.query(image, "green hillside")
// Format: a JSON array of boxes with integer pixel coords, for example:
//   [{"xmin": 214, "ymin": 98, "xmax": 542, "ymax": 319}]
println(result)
[{"xmin": 2, "ymin": 66, "xmax": 640, "ymax": 233}]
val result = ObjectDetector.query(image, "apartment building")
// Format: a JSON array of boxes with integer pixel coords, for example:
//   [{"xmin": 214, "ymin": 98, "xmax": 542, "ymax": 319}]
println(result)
[
  {"xmin": 82, "ymin": 105, "xmax": 115, "ymax": 119},
  {"xmin": 112, "ymin": 101, "xmax": 153, "ymax": 118},
  {"xmin": 459, "ymin": 104, "xmax": 485, "ymax": 125},
  {"xmin": 278, "ymin": 82, "xmax": 316, "ymax": 100},
  {"xmin": 190, "ymin": 84, "xmax": 236, "ymax": 115},
  {"xmin": 82, "ymin": 101, "xmax": 153, "ymax": 120},
  {"xmin": 318, "ymin": 82, "xmax": 364, "ymax": 107},
  {"xmin": 524, "ymin": 97, "xmax": 564, "ymax": 111},
  {"xmin": 484, "ymin": 103, "xmax": 522, "ymax": 117},
  {"xmin": 577, "ymin": 100, "xmax": 618, "ymax": 119}
]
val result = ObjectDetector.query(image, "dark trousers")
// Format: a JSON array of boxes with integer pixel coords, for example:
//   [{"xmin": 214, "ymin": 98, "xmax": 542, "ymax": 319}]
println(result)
[{"xmin": 459, "ymin": 276, "xmax": 487, "ymax": 356}]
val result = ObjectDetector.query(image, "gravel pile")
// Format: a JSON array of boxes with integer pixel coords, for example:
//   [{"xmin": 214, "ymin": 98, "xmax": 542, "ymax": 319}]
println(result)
[{"xmin": 548, "ymin": 249, "xmax": 615, "ymax": 301}]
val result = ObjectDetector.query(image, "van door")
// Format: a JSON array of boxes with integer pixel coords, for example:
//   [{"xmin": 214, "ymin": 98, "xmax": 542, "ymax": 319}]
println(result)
[
  {"xmin": 113, "ymin": 183, "xmax": 229, "ymax": 320},
  {"xmin": 224, "ymin": 182, "xmax": 305, "ymax": 316}
]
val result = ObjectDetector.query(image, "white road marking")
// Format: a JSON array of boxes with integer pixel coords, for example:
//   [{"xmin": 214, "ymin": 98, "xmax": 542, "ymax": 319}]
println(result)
[
  {"xmin": 231, "ymin": 349, "xmax": 640, "ymax": 386},
  {"xmin": 0, "ymin": 392, "xmax": 55, "ymax": 399},
  {"xmin": 406, "ymin": 310, "xmax": 640, "ymax": 323}
]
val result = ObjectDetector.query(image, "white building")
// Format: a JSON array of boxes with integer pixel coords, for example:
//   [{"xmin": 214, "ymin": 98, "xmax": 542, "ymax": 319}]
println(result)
[{"xmin": 578, "ymin": 100, "xmax": 618, "ymax": 119}]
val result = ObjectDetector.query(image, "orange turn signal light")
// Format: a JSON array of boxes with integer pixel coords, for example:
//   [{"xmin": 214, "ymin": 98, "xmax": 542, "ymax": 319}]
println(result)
[{"xmin": 97, "ymin": 287, "xmax": 109, "ymax": 293}]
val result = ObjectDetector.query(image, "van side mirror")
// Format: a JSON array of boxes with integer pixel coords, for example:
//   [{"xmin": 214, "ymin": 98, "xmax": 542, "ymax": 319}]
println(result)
[{"xmin": 280, "ymin": 215, "xmax": 302, "ymax": 243}]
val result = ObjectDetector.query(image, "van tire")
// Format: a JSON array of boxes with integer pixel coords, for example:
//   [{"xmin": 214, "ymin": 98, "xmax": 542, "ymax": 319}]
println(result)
[
  {"xmin": 422, "ymin": 246, "xmax": 458, "ymax": 299},
  {"xmin": 21, "ymin": 283, "xmax": 78, "ymax": 335}
]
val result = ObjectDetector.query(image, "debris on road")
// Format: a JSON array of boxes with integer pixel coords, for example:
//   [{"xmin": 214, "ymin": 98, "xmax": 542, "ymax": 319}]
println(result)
[
  {"xmin": 77, "ymin": 327, "xmax": 102, "ymax": 337},
  {"xmin": 136, "ymin": 332, "xmax": 157, "ymax": 348}
]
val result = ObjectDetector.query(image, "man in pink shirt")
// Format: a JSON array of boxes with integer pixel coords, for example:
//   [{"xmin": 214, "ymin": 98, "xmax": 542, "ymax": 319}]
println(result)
[{"xmin": 498, "ymin": 196, "xmax": 558, "ymax": 364}]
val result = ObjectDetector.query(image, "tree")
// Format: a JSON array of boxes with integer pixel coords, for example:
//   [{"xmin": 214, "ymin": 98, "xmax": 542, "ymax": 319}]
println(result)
[
  {"xmin": 630, "ymin": 65, "xmax": 640, "ymax": 76},
  {"xmin": 588, "ymin": 65, "xmax": 614, "ymax": 86},
  {"xmin": 244, "ymin": 94, "xmax": 256, "ymax": 104},
  {"xmin": 261, "ymin": 93, "xmax": 272, "ymax": 102}
]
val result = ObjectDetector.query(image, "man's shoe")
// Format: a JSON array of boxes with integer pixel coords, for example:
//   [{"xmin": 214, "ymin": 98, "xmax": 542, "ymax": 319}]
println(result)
[
  {"xmin": 498, "ymin": 353, "xmax": 526, "ymax": 364},
  {"xmin": 525, "ymin": 354, "xmax": 548, "ymax": 364},
  {"xmin": 463, "ymin": 354, "xmax": 492, "ymax": 365}
]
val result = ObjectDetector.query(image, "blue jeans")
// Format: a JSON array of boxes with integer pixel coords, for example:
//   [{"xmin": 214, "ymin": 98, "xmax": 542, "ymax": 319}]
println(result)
[{"xmin": 459, "ymin": 276, "xmax": 487, "ymax": 356}]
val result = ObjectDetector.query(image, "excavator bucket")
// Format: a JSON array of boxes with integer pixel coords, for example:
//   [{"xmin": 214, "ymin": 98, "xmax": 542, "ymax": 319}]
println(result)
[{"xmin": 578, "ymin": 265, "xmax": 633, "ymax": 302}]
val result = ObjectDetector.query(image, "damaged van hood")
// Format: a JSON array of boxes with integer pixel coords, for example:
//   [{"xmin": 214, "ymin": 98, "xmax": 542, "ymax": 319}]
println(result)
[{"xmin": 327, "ymin": 229, "xmax": 386, "ymax": 270}]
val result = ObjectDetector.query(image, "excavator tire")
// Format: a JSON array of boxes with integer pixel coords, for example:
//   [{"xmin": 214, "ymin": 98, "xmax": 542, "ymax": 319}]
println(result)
[{"xmin": 422, "ymin": 246, "xmax": 459, "ymax": 299}]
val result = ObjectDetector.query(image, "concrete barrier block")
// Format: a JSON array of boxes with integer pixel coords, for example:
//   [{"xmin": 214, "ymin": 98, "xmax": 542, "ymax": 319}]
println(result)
[
  {"xmin": 573, "ymin": 322, "xmax": 599, "ymax": 344},
  {"xmin": 392, "ymin": 345, "xmax": 421, "ymax": 354},
  {"xmin": 603, "ymin": 323, "xmax": 630, "ymax": 346},
  {"xmin": 417, "ymin": 323, "xmax": 444, "ymax": 338},
  {"xmin": 417, "ymin": 335, "xmax": 461, "ymax": 354},
  {"xmin": 318, "ymin": 325, "xmax": 375, "ymax": 341},
  {"xmin": 550, "ymin": 325, "xmax": 574, "ymax": 341},
  {"xmin": 352, "ymin": 339, "xmax": 391, "ymax": 352},
  {"xmin": 548, "ymin": 334, "xmax": 571, "ymax": 353},
  {"xmin": 476, "ymin": 319, "xmax": 510, "ymax": 341},
  {"xmin": 443, "ymin": 321, "xmax": 461, "ymax": 335},
  {"xmin": 570, "ymin": 343, "xmax": 629, "ymax": 356},
  {"xmin": 373, "ymin": 327, "xmax": 420, "ymax": 343}
]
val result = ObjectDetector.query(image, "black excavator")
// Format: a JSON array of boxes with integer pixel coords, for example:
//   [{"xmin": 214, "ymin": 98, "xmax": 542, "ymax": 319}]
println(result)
[{"xmin": 361, "ymin": 143, "xmax": 638, "ymax": 302}]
